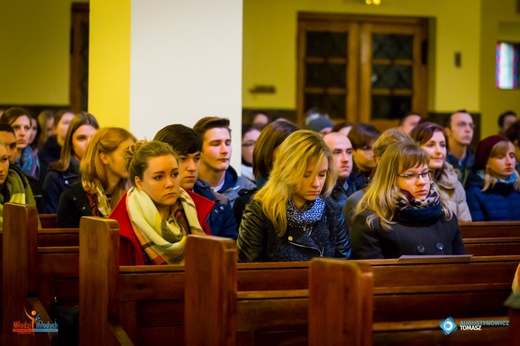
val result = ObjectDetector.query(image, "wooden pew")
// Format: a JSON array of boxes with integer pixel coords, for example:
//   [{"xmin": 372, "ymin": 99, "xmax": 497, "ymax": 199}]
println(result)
[
  {"xmin": 39, "ymin": 214, "xmax": 57, "ymax": 229},
  {"xmin": 3, "ymin": 204, "xmax": 59, "ymax": 345},
  {"xmin": 79, "ymin": 213, "xmax": 519, "ymax": 346},
  {"xmin": 366, "ymin": 256, "xmax": 516, "ymax": 345},
  {"xmin": 3, "ymin": 203, "xmax": 517, "ymax": 345},
  {"xmin": 184, "ymin": 235, "xmax": 374, "ymax": 346},
  {"xmin": 460, "ymin": 221, "xmax": 520, "ymax": 238},
  {"xmin": 464, "ymin": 237, "xmax": 520, "ymax": 256},
  {"xmin": 2, "ymin": 204, "xmax": 80, "ymax": 346}
]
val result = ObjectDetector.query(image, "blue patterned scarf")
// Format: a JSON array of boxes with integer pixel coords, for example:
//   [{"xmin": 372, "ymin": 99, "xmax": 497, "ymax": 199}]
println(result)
[
  {"xmin": 15, "ymin": 146, "xmax": 40, "ymax": 180},
  {"xmin": 286, "ymin": 196, "xmax": 325, "ymax": 230},
  {"xmin": 477, "ymin": 170, "xmax": 517, "ymax": 184}
]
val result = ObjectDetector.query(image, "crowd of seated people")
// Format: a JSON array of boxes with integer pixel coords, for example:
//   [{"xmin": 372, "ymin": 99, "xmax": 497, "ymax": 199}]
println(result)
[{"xmin": 1, "ymin": 105, "xmax": 520, "ymax": 274}]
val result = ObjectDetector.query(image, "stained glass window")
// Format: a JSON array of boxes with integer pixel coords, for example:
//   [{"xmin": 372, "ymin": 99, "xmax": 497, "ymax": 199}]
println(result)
[{"xmin": 496, "ymin": 42, "xmax": 519, "ymax": 89}]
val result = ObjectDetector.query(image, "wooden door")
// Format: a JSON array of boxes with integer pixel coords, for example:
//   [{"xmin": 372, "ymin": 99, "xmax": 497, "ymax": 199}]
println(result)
[
  {"xmin": 298, "ymin": 13, "xmax": 428, "ymax": 132},
  {"xmin": 297, "ymin": 16, "xmax": 359, "ymax": 124}
]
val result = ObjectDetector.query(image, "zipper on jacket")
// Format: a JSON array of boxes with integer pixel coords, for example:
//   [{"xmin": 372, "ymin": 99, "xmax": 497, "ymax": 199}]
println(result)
[{"xmin": 287, "ymin": 241, "xmax": 324, "ymax": 257}]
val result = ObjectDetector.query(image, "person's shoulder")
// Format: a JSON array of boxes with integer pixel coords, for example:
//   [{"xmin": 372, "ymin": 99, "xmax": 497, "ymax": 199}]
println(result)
[
  {"xmin": 347, "ymin": 189, "xmax": 365, "ymax": 201},
  {"xmin": 61, "ymin": 180, "xmax": 83, "ymax": 196},
  {"xmin": 244, "ymin": 197, "xmax": 262, "ymax": 212},
  {"xmin": 325, "ymin": 197, "xmax": 341, "ymax": 210},
  {"xmin": 236, "ymin": 175, "xmax": 256, "ymax": 189},
  {"xmin": 8, "ymin": 165, "xmax": 25, "ymax": 180}
]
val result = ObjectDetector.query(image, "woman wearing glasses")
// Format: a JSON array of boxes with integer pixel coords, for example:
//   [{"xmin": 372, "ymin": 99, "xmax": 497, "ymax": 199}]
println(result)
[
  {"xmin": 351, "ymin": 141, "xmax": 465, "ymax": 259},
  {"xmin": 409, "ymin": 122, "xmax": 472, "ymax": 221}
]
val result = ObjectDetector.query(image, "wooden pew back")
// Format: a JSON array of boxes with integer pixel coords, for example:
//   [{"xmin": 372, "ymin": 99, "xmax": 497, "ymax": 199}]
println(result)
[
  {"xmin": 79, "ymin": 216, "xmax": 131, "ymax": 345},
  {"xmin": 73, "ymin": 215, "xmax": 519, "ymax": 345},
  {"xmin": 3, "ymin": 203, "xmax": 58, "ymax": 346},
  {"xmin": 460, "ymin": 221, "xmax": 520, "ymax": 238},
  {"xmin": 39, "ymin": 214, "xmax": 57, "ymax": 229}
]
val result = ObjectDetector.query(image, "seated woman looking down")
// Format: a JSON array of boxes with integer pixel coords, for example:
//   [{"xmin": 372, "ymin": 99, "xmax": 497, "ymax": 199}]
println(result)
[
  {"xmin": 237, "ymin": 130, "xmax": 351, "ymax": 262},
  {"xmin": 465, "ymin": 135, "xmax": 520, "ymax": 221},
  {"xmin": 0, "ymin": 139, "xmax": 37, "ymax": 228},
  {"xmin": 351, "ymin": 141, "xmax": 465, "ymax": 259},
  {"xmin": 111, "ymin": 140, "xmax": 206, "ymax": 265},
  {"xmin": 56, "ymin": 127, "xmax": 136, "ymax": 228}
]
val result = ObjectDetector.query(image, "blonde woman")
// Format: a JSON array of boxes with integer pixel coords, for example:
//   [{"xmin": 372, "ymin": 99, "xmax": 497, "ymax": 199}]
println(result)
[
  {"xmin": 237, "ymin": 130, "xmax": 351, "ymax": 262},
  {"xmin": 110, "ymin": 140, "xmax": 206, "ymax": 265},
  {"xmin": 465, "ymin": 135, "xmax": 520, "ymax": 221},
  {"xmin": 351, "ymin": 141, "xmax": 465, "ymax": 259},
  {"xmin": 56, "ymin": 127, "xmax": 136, "ymax": 227}
]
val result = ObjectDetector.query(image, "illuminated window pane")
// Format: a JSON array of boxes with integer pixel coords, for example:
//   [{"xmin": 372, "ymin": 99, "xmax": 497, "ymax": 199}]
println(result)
[{"xmin": 496, "ymin": 42, "xmax": 519, "ymax": 89}]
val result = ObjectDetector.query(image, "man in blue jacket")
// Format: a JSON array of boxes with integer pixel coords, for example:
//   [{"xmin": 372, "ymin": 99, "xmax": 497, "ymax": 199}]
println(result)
[
  {"xmin": 154, "ymin": 124, "xmax": 237, "ymax": 239},
  {"xmin": 193, "ymin": 117, "xmax": 256, "ymax": 207}
]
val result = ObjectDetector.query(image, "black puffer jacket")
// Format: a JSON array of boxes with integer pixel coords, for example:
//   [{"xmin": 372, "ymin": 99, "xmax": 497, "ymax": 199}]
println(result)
[{"xmin": 237, "ymin": 198, "xmax": 351, "ymax": 262}]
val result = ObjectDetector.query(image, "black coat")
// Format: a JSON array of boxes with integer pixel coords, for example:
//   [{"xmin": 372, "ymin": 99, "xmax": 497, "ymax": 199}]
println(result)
[
  {"xmin": 351, "ymin": 210, "xmax": 466, "ymax": 259},
  {"xmin": 41, "ymin": 168, "xmax": 80, "ymax": 214},
  {"xmin": 38, "ymin": 136, "xmax": 61, "ymax": 185},
  {"xmin": 56, "ymin": 181, "xmax": 92, "ymax": 228},
  {"xmin": 237, "ymin": 198, "xmax": 352, "ymax": 262}
]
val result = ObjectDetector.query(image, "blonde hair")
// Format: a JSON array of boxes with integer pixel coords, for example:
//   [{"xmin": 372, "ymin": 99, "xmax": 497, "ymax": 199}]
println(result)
[
  {"xmin": 254, "ymin": 130, "xmax": 337, "ymax": 236},
  {"xmin": 356, "ymin": 141, "xmax": 452, "ymax": 230},
  {"xmin": 373, "ymin": 128, "xmax": 411, "ymax": 159},
  {"xmin": 482, "ymin": 140, "xmax": 520, "ymax": 191},
  {"xmin": 80, "ymin": 127, "xmax": 137, "ymax": 208}
]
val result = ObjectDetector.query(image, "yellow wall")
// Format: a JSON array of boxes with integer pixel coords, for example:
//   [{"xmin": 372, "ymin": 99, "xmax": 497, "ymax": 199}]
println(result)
[
  {"xmin": 0, "ymin": 0, "xmax": 87, "ymax": 106},
  {"xmin": 480, "ymin": 0, "xmax": 520, "ymax": 138},
  {"xmin": 88, "ymin": 0, "xmax": 130, "ymax": 129},
  {"xmin": 243, "ymin": 0, "xmax": 481, "ymax": 114}
]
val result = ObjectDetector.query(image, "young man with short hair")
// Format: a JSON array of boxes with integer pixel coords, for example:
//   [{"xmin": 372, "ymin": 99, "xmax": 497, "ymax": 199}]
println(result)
[
  {"xmin": 323, "ymin": 132, "xmax": 355, "ymax": 207},
  {"xmin": 154, "ymin": 124, "xmax": 237, "ymax": 239},
  {"xmin": 193, "ymin": 117, "xmax": 256, "ymax": 206},
  {"xmin": 444, "ymin": 110, "xmax": 475, "ymax": 185},
  {"xmin": 347, "ymin": 123, "xmax": 381, "ymax": 191}
]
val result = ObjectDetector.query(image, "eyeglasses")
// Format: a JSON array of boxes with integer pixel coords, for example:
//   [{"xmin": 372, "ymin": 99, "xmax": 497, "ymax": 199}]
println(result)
[
  {"xmin": 242, "ymin": 141, "xmax": 256, "ymax": 148},
  {"xmin": 397, "ymin": 171, "xmax": 432, "ymax": 182}
]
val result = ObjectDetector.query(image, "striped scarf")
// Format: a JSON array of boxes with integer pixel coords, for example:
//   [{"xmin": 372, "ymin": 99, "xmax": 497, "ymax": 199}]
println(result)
[
  {"xmin": 126, "ymin": 187, "xmax": 204, "ymax": 265},
  {"xmin": 82, "ymin": 178, "xmax": 112, "ymax": 217}
]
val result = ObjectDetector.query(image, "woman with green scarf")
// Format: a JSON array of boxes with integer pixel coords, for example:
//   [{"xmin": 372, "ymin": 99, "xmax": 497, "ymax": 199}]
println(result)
[{"xmin": 0, "ymin": 139, "xmax": 37, "ymax": 228}]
